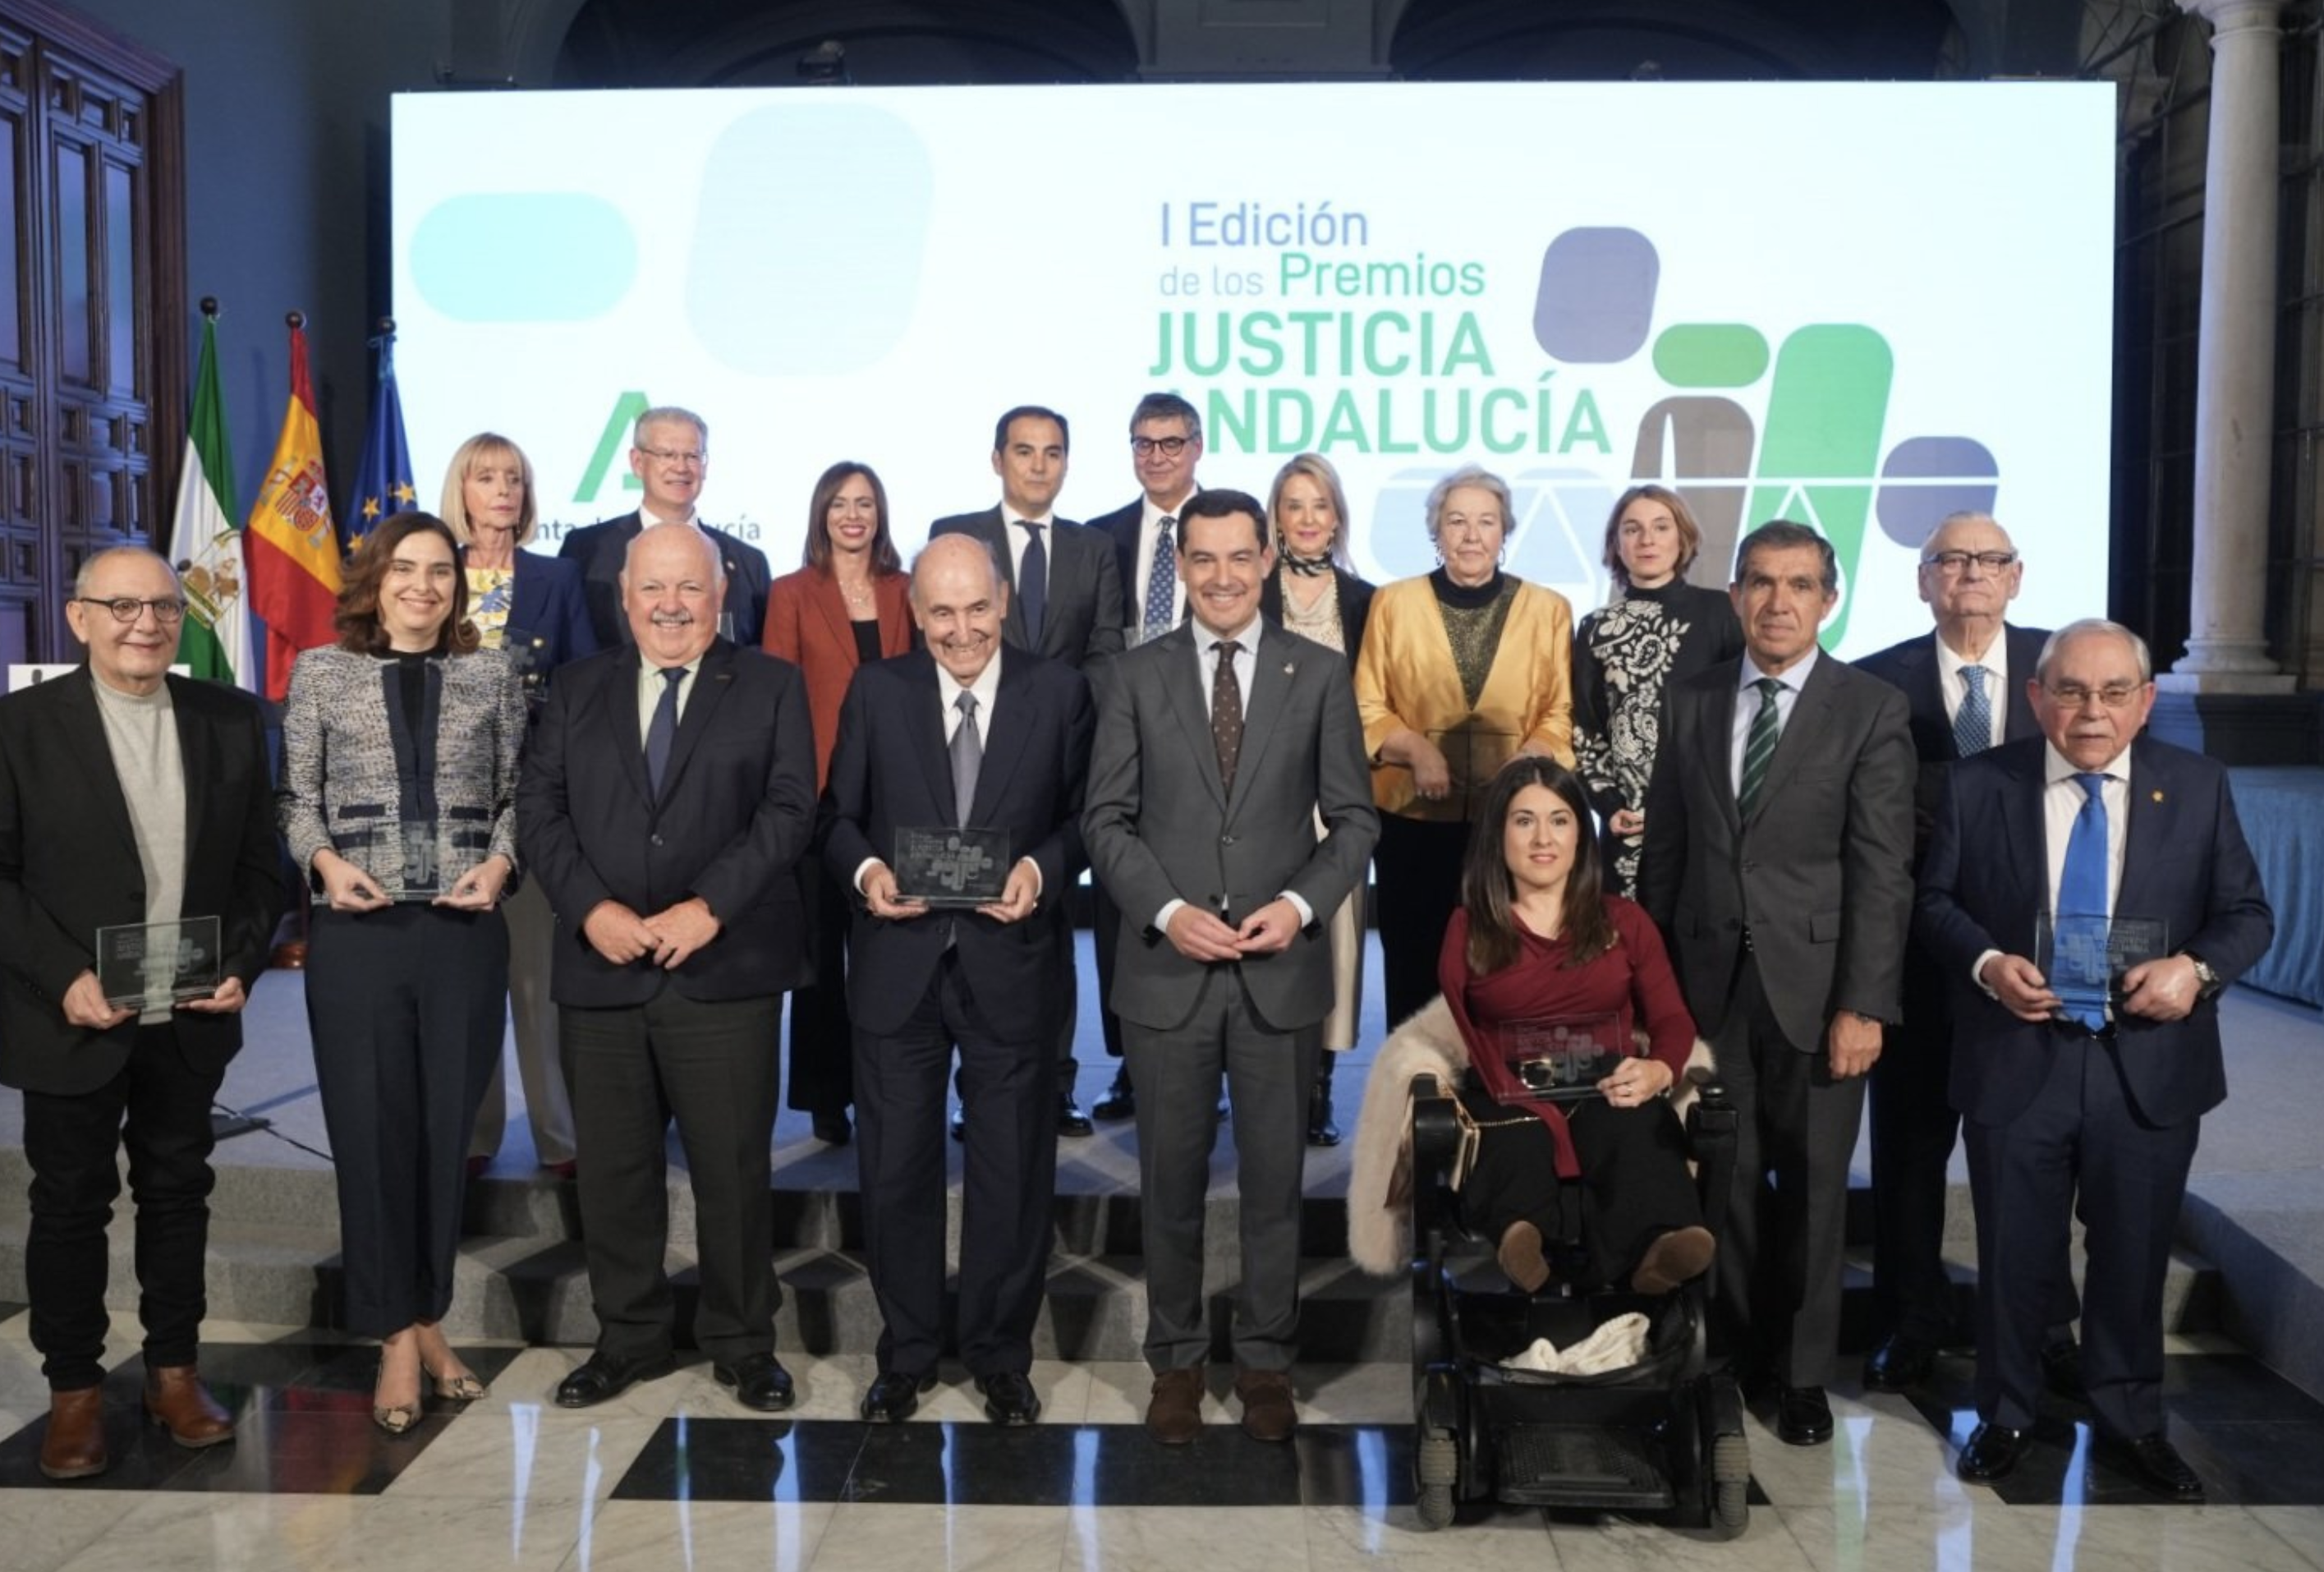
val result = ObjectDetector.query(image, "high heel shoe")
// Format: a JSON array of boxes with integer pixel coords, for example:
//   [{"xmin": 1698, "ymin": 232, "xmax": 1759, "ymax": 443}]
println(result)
[
  {"xmin": 373, "ymin": 1366, "xmax": 422, "ymax": 1436},
  {"xmin": 424, "ymin": 1362, "xmax": 487, "ymax": 1402}
]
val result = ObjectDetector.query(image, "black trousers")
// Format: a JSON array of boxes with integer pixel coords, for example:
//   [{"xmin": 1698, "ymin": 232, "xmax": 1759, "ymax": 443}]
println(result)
[
  {"xmin": 1455, "ymin": 1087, "xmax": 1703, "ymax": 1289},
  {"xmin": 307, "ymin": 904, "xmax": 508, "ymax": 1337},
  {"xmin": 1373, "ymin": 813, "xmax": 1470, "ymax": 1030},
  {"xmin": 1964, "ymin": 1032, "xmax": 2198, "ymax": 1439},
  {"xmin": 563, "ymin": 986, "xmax": 784, "ymax": 1365},
  {"xmin": 856, "ymin": 947, "xmax": 1057, "ymax": 1378},
  {"xmin": 1711, "ymin": 957, "xmax": 1864, "ymax": 1390},
  {"xmin": 786, "ymin": 861, "xmax": 856, "ymax": 1119},
  {"xmin": 21, "ymin": 1022, "xmax": 226, "ymax": 1390}
]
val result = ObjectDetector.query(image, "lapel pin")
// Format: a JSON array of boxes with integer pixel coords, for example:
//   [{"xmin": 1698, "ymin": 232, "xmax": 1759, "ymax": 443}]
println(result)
[
  {"xmin": 2152, "ymin": 789, "xmax": 2164, "ymax": 802},
  {"xmin": 1283, "ymin": 662, "xmax": 1295, "ymax": 676}
]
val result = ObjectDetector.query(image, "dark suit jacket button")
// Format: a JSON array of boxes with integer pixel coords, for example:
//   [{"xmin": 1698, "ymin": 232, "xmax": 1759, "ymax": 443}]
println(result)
[
  {"xmin": 651, "ymin": 834, "xmax": 664, "ymax": 847},
  {"xmin": 1220, "ymin": 835, "xmax": 1237, "ymax": 846}
]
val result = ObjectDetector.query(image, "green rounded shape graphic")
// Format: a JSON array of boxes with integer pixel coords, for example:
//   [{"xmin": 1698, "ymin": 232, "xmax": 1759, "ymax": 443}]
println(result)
[
  {"xmin": 1652, "ymin": 324, "xmax": 1770, "ymax": 388},
  {"xmin": 411, "ymin": 194, "xmax": 637, "ymax": 321}
]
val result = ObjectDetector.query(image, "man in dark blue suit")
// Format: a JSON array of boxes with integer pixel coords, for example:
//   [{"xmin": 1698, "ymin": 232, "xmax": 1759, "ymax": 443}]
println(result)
[
  {"xmin": 930, "ymin": 405, "xmax": 1123, "ymax": 1134},
  {"xmin": 558, "ymin": 407, "xmax": 773, "ymax": 652},
  {"xmin": 820, "ymin": 534, "xmax": 1093, "ymax": 1426},
  {"xmin": 1853, "ymin": 512, "xmax": 2055, "ymax": 1392},
  {"xmin": 1918, "ymin": 619, "xmax": 2271, "ymax": 1498},
  {"xmin": 1082, "ymin": 391, "xmax": 1205, "ymax": 1122}
]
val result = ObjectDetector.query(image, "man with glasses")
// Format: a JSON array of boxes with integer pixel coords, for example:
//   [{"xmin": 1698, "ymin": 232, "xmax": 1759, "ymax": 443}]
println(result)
[
  {"xmin": 1085, "ymin": 392, "xmax": 1206, "ymax": 1121},
  {"xmin": 560, "ymin": 406, "xmax": 773, "ymax": 653},
  {"xmin": 0, "ymin": 547, "xmax": 282, "ymax": 1478},
  {"xmin": 1853, "ymin": 513, "xmax": 2070, "ymax": 1397},
  {"xmin": 1918, "ymin": 619, "xmax": 2270, "ymax": 1499}
]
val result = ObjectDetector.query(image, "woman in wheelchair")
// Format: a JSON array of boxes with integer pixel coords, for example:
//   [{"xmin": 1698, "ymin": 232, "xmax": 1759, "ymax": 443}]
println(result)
[{"xmin": 1435, "ymin": 757, "xmax": 1715, "ymax": 1298}]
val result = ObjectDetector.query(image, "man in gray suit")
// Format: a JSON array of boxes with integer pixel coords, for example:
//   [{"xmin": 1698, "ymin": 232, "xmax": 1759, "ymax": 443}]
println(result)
[
  {"xmin": 1083, "ymin": 489, "xmax": 1378, "ymax": 1446},
  {"xmin": 1639, "ymin": 519, "xmax": 1915, "ymax": 1448}
]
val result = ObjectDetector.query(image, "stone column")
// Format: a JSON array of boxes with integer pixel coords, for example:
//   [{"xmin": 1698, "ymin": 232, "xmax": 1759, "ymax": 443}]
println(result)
[{"xmin": 2161, "ymin": 0, "xmax": 2294, "ymax": 694}]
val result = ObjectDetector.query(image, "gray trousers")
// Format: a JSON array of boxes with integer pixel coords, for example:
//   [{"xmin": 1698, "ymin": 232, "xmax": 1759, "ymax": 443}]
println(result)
[{"xmin": 1125, "ymin": 968, "xmax": 1319, "ymax": 1372}]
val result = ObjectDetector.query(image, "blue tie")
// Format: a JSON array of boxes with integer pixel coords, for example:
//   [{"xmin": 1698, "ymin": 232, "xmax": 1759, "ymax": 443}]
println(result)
[
  {"xmin": 2055, "ymin": 771, "xmax": 2111, "ymax": 1030},
  {"xmin": 1016, "ymin": 522, "xmax": 1046, "ymax": 647},
  {"xmin": 645, "ymin": 666, "xmax": 685, "ymax": 799},
  {"xmin": 1141, "ymin": 517, "xmax": 1177, "ymax": 642},
  {"xmin": 1954, "ymin": 664, "xmax": 1992, "ymax": 757}
]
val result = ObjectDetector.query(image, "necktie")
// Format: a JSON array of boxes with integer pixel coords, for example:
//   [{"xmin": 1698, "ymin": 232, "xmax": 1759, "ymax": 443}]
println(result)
[
  {"xmin": 1211, "ymin": 638, "xmax": 1244, "ymax": 795},
  {"xmin": 1142, "ymin": 516, "xmax": 1178, "ymax": 643},
  {"xmin": 1738, "ymin": 677, "xmax": 1783, "ymax": 819},
  {"xmin": 1954, "ymin": 664, "xmax": 1993, "ymax": 757},
  {"xmin": 2056, "ymin": 771, "xmax": 2112, "ymax": 1031},
  {"xmin": 1017, "ymin": 522, "xmax": 1047, "ymax": 647},
  {"xmin": 645, "ymin": 665, "xmax": 685, "ymax": 798},
  {"xmin": 950, "ymin": 691, "xmax": 981, "ymax": 828}
]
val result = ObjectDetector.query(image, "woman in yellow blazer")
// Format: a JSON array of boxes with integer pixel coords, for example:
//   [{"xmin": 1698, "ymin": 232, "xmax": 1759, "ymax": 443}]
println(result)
[{"xmin": 1353, "ymin": 464, "xmax": 1574, "ymax": 1028}]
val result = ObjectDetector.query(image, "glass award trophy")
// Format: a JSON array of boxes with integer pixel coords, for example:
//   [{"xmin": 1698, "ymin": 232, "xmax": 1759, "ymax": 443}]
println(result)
[
  {"xmin": 893, "ymin": 828, "xmax": 1012, "ymax": 906},
  {"xmin": 397, "ymin": 822, "xmax": 445, "ymax": 902},
  {"xmin": 1494, "ymin": 1013, "xmax": 1633, "ymax": 1104},
  {"xmin": 2037, "ymin": 911, "xmax": 2168, "ymax": 1019},
  {"xmin": 95, "ymin": 916, "xmax": 222, "ymax": 1010}
]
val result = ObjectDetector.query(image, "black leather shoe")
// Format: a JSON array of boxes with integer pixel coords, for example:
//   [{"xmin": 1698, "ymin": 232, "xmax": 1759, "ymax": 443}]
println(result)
[
  {"xmin": 1775, "ymin": 1384, "xmax": 1834, "ymax": 1446},
  {"xmin": 2113, "ymin": 1431, "xmax": 2203, "ymax": 1501},
  {"xmin": 975, "ymin": 1371, "xmax": 1041, "ymax": 1426},
  {"xmin": 554, "ymin": 1350, "xmax": 674, "ymax": 1409},
  {"xmin": 1091, "ymin": 1073, "xmax": 1136, "ymax": 1121},
  {"xmin": 1056, "ymin": 1093, "xmax": 1094, "ymax": 1138},
  {"xmin": 949, "ymin": 1105, "xmax": 966, "ymax": 1143},
  {"xmin": 1957, "ymin": 1422, "xmax": 2032, "ymax": 1484},
  {"xmin": 2042, "ymin": 1340, "xmax": 2086, "ymax": 1403},
  {"xmin": 1862, "ymin": 1333, "xmax": 1937, "ymax": 1393},
  {"xmin": 860, "ymin": 1369, "xmax": 935, "ymax": 1423},
  {"xmin": 714, "ymin": 1352, "xmax": 796, "ymax": 1412}
]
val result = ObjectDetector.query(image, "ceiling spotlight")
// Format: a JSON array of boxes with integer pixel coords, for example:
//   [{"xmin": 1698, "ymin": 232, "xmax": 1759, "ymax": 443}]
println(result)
[{"xmin": 799, "ymin": 39, "xmax": 849, "ymax": 85}]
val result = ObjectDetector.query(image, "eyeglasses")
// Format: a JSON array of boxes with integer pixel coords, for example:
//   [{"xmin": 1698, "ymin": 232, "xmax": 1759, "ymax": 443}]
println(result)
[
  {"xmin": 636, "ymin": 446, "xmax": 705, "ymax": 468},
  {"xmin": 2043, "ymin": 681, "xmax": 2146, "ymax": 710},
  {"xmin": 1130, "ymin": 436, "xmax": 1190, "ymax": 457},
  {"xmin": 77, "ymin": 595, "xmax": 186, "ymax": 625},
  {"xmin": 1922, "ymin": 549, "xmax": 2018, "ymax": 574}
]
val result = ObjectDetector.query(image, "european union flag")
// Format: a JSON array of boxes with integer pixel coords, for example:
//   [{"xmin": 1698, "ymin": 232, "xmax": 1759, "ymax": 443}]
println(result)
[{"xmin": 345, "ymin": 325, "xmax": 416, "ymax": 543}]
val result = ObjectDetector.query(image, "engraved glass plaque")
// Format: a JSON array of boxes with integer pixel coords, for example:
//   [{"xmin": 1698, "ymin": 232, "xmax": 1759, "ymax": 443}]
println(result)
[
  {"xmin": 396, "ymin": 822, "xmax": 445, "ymax": 902},
  {"xmin": 893, "ymin": 827, "xmax": 1011, "ymax": 906},
  {"xmin": 96, "ymin": 916, "xmax": 222, "ymax": 1010},
  {"xmin": 2038, "ymin": 912, "xmax": 2168, "ymax": 1018},
  {"xmin": 1493, "ymin": 1013, "xmax": 1633, "ymax": 1105}
]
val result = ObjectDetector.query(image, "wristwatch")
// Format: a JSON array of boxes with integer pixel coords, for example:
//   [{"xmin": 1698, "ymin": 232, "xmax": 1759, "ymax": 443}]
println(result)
[{"xmin": 2184, "ymin": 953, "xmax": 2223, "ymax": 1000}]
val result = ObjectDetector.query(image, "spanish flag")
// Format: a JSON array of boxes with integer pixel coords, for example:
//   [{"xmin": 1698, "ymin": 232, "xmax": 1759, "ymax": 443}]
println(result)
[{"xmin": 245, "ymin": 317, "xmax": 341, "ymax": 701}]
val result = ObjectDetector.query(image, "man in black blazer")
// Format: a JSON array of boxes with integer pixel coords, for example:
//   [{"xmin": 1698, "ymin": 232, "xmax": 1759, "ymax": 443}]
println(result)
[
  {"xmin": 518, "ymin": 523, "xmax": 817, "ymax": 1413},
  {"xmin": 1917, "ymin": 620, "xmax": 2271, "ymax": 1498},
  {"xmin": 0, "ymin": 547, "xmax": 282, "ymax": 1478},
  {"xmin": 931, "ymin": 405, "xmax": 1123, "ymax": 1133},
  {"xmin": 558, "ymin": 405, "xmax": 773, "ymax": 652},
  {"xmin": 1639, "ymin": 520, "xmax": 1915, "ymax": 1448},
  {"xmin": 1083, "ymin": 491, "xmax": 1378, "ymax": 1445},
  {"xmin": 1082, "ymin": 391, "xmax": 1206, "ymax": 1122},
  {"xmin": 820, "ymin": 534, "xmax": 1093, "ymax": 1426},
  {"xmin": 1853, "ymin": 512, "xmax": 2057, "ymax": 1393}
]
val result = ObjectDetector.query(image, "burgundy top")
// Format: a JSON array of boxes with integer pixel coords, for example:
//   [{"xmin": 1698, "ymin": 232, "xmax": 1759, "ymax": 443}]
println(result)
[{"xmin": 1436, "ymin": 894, "xmax": 1697, "ymax": 1179}]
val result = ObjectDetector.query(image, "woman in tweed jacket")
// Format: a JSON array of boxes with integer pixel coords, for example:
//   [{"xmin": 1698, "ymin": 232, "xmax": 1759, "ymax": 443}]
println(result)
[{"xmin": 277, "ymin": 511, "xmax": 524, "ymax": 1433}]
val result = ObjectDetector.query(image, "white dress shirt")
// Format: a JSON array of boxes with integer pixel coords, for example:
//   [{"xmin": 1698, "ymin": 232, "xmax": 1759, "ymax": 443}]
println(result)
[
  {"xmin": 1131, "ymin": 490, "xmax": 1196, "ymax": 629},
  {"xmin": 1935, "ymin": 630, "xmax": 2009, "ymax": 752},
  {"xmin": 1729, "ymin": 646, "xmax": 1819, "ymax": 794},
  {"xmin": 998, "ymin": 508, "xmax": 1054, "ymax": 604},
  {"xmin": 1969, "ymin": 741, "xmax": 2133, "ymax": 997},
  {"xmin": 634, "ymin": 652, "xmax": 703, "ymax": 747}
]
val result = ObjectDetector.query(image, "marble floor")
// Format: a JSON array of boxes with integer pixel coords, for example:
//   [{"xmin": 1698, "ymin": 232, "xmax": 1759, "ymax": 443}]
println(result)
[{"xmin": 1, "ymin": 1308, "xmax": 2318, "ymax": 1571}]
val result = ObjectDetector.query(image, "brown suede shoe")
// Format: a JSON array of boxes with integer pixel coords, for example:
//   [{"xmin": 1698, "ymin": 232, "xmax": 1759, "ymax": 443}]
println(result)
[
  {"xmin": 1146, "ymin": 1366, "xmax": 1205, "ymax": 1446},
  {"xmin": 1498, "ymin": 1220, "xmax": 1551, "ymax": 1294},
  {"xmin": 1630, "ymin": 1226, "xmax": 1717, "ymax": 1296},
  {"xmin": 39, "ymin": 1387, "xmax": 108, "ymax": 1480},
  {"xmin": 1233, "ymin": 1366, "xmax": 1297, "ymax": 1443},
  {"xmin": 144, "ymin": 1364, "xmax": 235, "ymax": 1448}
]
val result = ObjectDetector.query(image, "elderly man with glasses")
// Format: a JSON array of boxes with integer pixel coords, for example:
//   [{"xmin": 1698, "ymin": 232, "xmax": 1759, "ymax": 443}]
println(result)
[{"xmin": 0, "ymin": 547, "xmax": 282, "ymax": 1478}]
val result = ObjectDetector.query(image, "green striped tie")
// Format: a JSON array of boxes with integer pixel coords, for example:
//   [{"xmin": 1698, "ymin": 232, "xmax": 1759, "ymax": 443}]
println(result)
[{"xmin": 1738, "ymin": 677, "xmax": 1784, "ymax": 818}]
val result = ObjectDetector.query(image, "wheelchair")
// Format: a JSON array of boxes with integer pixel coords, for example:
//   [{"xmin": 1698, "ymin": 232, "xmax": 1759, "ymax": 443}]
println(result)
[{"xmin": 1406, "ymin": 1072, "xmax": 1750, "ymax": 1535}]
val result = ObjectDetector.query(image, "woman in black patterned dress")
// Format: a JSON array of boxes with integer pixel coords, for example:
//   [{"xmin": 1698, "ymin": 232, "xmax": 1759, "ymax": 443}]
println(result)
[{"xmin": 1570, "ymin": 485, "xmax": 1743, "ymax": 897}]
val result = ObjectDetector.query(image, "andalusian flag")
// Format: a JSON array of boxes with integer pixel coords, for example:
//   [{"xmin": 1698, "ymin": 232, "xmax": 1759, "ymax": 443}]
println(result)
[
  {"xmin": 166, "ymin": 310, "xmax": 254, "ymax": 691},
  {"xmin": 245, "ymin": 317, "xmax": 341, "ymax": 702}
]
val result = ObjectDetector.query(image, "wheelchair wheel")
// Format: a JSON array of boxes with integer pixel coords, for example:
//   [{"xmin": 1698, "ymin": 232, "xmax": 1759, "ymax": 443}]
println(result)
[
  {"xmin": 1709, "ymin": 1431, "xmax": 1749, "ymax": 1538},
  {"xmin": 1415, "ymin": 1423, "xmax": 1458, "ymax": 1531}
]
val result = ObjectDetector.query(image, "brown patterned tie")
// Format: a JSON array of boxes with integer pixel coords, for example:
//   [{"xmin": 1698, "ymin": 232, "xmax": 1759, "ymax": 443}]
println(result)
[{"xmin": 1212, "ymin": 638, "xmax": 1243, "ymax": 794}]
